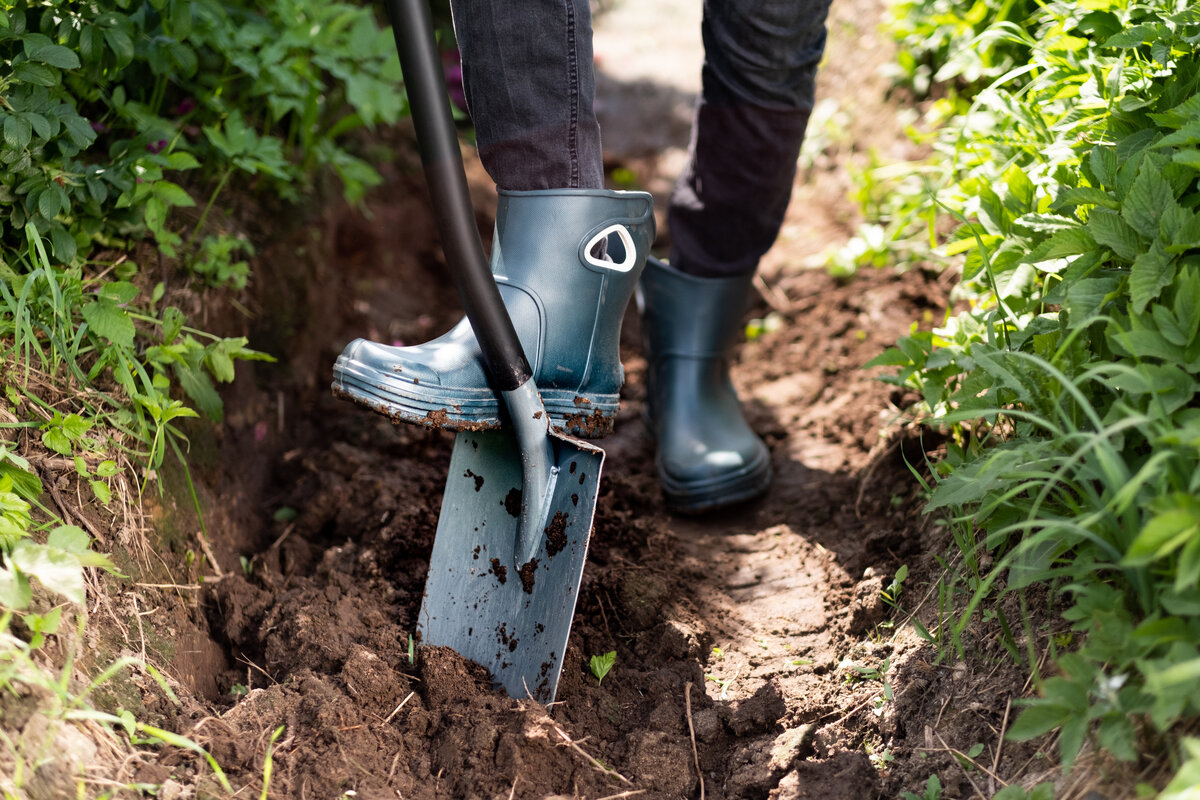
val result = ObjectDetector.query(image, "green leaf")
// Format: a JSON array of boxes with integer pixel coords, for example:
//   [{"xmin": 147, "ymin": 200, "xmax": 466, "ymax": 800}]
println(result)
[
  {"xmin": 1104, "ymin": 23, "xmax": 1162, "ymax": 48},
  {"xmin": 159, "ymin": 311, "xmax": 185, "ymax": 349},
  {"xmin": 90, "ymin": 480, "xmax": 111, "ymax": 505},
  {"xmin": 47, "ymin": 525, "xmax": 90, "ymax": 554},
  {"xmin": 152, "ymin": 181, "xmax": 195, "ymax": 208},
  {"xmin": 865, "ymin": 346, "xmax": 917, "ymax": 368},
  {"xmin": 1156, "ymin": 120, "xmax": 1200, "ymax": 150},
  {"xmin": 4, "ymin": 116, "xmax": 32, "ymax": 150},
  {"xmin": 1090, "ymin": 147, "xmax": 1118, "ymax": 188},
  {"xmin": 62, "ymin": 412, "xmax": 94, "ymax": 443},
  {"xmin": 165, "ymin": 151, "xmax": 201, "ymax": 171},
  {"xmin": 1130, "ymin": 241, "xmax": 1175, "ymax": 313},
  {"xmin": 1059, "ymin": 715, "xmax": 1087, "ymax": 772},
  {"xmin": 1123, "ymin": 165, "xmax": 1177, "ymax": 240},
  {"xmin": 1176, "ymin": 537, "xmax": 1200, "ymax": 594},
  {"xmin": 37, "ymin": 188, "xmax": 61, "ymax": 221},
  {"xmin": 10, "ymin": 540, "xmax": 84, "ymax": 604},
  {"xmin": 103, "ymin": 27, "xmax": 135, "ymax": 67},
  {"xmin": 1065, "ymin": 276, "xmax": 1120, "ymax": 323},
  {"xmin": 1152, "ymin": 305, "xmax": 1193, "ymax": 348},
  {"xmin": 1149, "ymin": 93, "xmax": 1200, "ymax": 129},
  {"xmin": 12, "ymin": 63, "xmax": 58, "ymax": 87},
  {"xmin": 61, "ymin": 115, "xmax": 97, "ymax": 149},
  {"xmin": 47, "ymin": 525, "xmax": 116, "ymax": 571},
  {"xmin": 175, "ymin": 365, "xmax": 223, "ymax": 422},
  {"xmin": 589, "ymin": 650, "xmax": 616, "ymax": 685},
  {"xmin": 24, "ymin": 112, "xmax": 50, "ymax": 140},
  {"xmin": 1022, "ymin": 227, "xmax": 1095, "ymax": 263},
  {"xmin": 1007, "ymin": 702, "xmax": 1071, "ymax": 741},
  {"xmin": 1087, "ymin": 209, "xmax": 1142, "ymax": 261},
  {"xmin": 0, "ymin": 449, "xmax": 42, "ymax": 501},
  {"xmin": 1125, "ymin": 510, "xmax": 1198, "ymax": 564},
  {"xmin": 0, "ymin": 566, "xmax": 33, "ymax": 610},
  {"xmin": 81, "ymin": 299, "xmax": 136, "ymax": 350},
  {"xmin": 1054, "ymin": 187, "xmax": 1120, "ymax": 211},
  {"xmin": 42, "ymin": 427, "xmax": 72, "ymax": 456},
  {"xmin": 28, "ymin": 44, "xmax": 81, "ymax": 69},
  {"xmin": 95, "ymin": 460, "xmax": 119, "ymax": 478}
]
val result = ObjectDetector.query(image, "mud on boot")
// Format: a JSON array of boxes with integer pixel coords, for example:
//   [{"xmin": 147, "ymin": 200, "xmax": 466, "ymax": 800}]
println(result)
[
  {"xmin": 332, "ymin": 188, "xmax": 655, "ymax": 438},
  {"xmin": 641, "ymin": 256, "xmax": 772, "ymax": 512}
]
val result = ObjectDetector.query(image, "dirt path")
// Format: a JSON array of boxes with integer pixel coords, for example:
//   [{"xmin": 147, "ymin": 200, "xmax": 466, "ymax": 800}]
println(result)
[{"xmin": 126, "ymin": 1, "xmax": 1047, "ymax": 798}]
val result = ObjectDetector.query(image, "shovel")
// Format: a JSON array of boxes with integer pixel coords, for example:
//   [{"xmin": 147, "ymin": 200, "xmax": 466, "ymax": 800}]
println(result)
[{"xmin": 385, "ymin": 0, "xmax": 605, "ymax": 704}]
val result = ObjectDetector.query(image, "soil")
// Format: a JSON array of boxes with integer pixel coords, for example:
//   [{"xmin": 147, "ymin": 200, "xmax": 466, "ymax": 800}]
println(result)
[{"xmin": 16, "ymin": 0, "xmax": 1117, "ymax": 798}]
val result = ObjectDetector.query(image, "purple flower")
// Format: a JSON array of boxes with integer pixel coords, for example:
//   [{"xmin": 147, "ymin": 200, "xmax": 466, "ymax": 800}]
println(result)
[
  {"xmin": 90, "ymin": 121, "xmax": 110, "ymax": 133},
  {"xmin": 147, "ymin": 139, "xmax": 168, "ymax": 154},
  {"xmin": 172, "ymin": 98, "xmax": 196, "ymax": 116}
]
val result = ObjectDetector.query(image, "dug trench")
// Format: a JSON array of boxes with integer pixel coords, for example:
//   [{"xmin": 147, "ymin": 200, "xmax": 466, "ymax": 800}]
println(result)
[{"xmin": 120, "ymin": 143, "xmax": 1045, "ymax": 799}]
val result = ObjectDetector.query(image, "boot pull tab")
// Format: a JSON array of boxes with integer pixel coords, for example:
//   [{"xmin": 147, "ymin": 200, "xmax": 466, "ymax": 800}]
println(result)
[{"xmin": 583, "ymin": 224, "xmax": 637, "ymax": 273}]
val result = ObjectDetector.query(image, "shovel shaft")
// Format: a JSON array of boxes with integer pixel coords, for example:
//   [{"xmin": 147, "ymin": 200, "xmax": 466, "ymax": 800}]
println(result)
[{"xmin": 383, "ymin": 0, "xmax": 532, "ymax": 392}]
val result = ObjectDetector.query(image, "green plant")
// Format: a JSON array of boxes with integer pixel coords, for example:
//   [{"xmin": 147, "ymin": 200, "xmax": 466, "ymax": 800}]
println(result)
[
  {"xmin": 870, "ymin": 0, "xmax": 1200, "ymax": 779},
  {"xmin": 901, "ymin": 773, "xmax": 943, "ymax": 800},
  {"xmin": 992, "ymin": 783, "xmax": 1055, "ymax": 800},
  {"xmin": 186, "ymin": 233, "xmax": 255, "ymax": 290},
  {"xmin": 261, "ymin": 725, "xmax": 286, "ymax": 800},
  {"xmin": 882, "ymin": 564, "xmax": 908, "ymax": 609},
  {"xmin": 589, "ymin": 650, "xmax": 615, "ymax": 685}
]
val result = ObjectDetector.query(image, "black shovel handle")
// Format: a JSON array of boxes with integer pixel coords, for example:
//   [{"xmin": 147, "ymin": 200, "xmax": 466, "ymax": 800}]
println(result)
[{"xmin": 384, "ymin": 0, "xmax": 533, "ymax": 392}]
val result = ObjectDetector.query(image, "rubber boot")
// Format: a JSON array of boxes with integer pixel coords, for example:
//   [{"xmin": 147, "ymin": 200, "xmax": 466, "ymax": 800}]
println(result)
[
  {"xmin": 332, "ymin": 188, "xmax": 655, "ymax": 438},
  {"xmin": 641, "ymin": 256, "xmax": 771, "ymax": 512}
]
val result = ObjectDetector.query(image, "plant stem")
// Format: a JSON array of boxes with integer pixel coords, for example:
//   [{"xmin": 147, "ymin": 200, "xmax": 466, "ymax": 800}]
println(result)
[{"xmin": 186, "ymin": 166, "xmax": 234, "ymax": 253}]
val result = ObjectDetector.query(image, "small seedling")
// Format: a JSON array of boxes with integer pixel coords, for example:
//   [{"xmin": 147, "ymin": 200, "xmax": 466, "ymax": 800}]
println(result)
[
  {"xmin": 408, "ymin": 634, "xmax": 415, "ymax": 665},
  {"xmin": 881, "ymin": 564, "xmax": 907, "ymax": 610},
  {"xmin": 229, "ymin": 683, "xmax": 249, "ymax": 698},
  {"xmin": 900, "ymin": 774, "xmax": 942, "ymax": 800},
  {"xmin": 952, "ymin": 743, "xmax": 985, "ymax": 771},
  {"xmin": 274, "ymin": 506, "xmax": 299, "ymax": 522},
  {"xmin": 589, "ymin": 651, "xmax": 616, "ymax": 685}
]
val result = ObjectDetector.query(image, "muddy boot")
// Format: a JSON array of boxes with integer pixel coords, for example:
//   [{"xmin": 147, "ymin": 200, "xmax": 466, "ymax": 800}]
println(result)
[
  {"xmin": 641, "ymin": 256, "xmax": 771, "ymax": 512},
  {"xmin": 332, "ymin": 188, "xmax": 655, "ymax": 438}
]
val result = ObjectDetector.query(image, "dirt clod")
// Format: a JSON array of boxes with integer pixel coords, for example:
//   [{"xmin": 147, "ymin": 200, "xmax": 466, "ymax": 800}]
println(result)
[{"xmin": 545, "ymin": 510, "xmax": 569, "ymax": 556}]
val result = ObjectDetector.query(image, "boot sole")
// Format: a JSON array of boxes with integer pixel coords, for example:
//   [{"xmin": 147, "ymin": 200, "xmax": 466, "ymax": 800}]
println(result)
[
  {"xmin": 332, "ymin": 355, "xmax": 618, "ymax": 439},
  {"xmin": 657, "ymin": 448, "xmax": 773, "ymax": 514}
]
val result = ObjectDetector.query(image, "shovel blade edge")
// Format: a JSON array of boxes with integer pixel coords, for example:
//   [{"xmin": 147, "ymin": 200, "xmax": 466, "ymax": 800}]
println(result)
[{"xmin": 418, "ymin": 429, "xmax": 603, "ymax": 704}]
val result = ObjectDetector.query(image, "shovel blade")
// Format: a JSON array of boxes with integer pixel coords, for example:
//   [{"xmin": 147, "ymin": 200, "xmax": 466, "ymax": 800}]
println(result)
[{"xmin": 418, "ymin": 428, "xmax": 603, "ymax": 704}]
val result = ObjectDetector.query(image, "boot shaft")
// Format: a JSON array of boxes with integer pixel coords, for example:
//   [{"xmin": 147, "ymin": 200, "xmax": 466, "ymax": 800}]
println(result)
[
  {"xmin": 640, "ymin": 256, "xmax": 754, "ymax": 361},
  {"xmin": 493, "ymin": 189, "xmax": 655, "ymax": 393}
]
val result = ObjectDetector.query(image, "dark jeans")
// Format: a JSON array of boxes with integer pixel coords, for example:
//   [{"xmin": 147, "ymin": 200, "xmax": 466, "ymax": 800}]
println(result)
[{"xmin": 449, "ymin": 0, "xmax": 833, "ymax": 277}]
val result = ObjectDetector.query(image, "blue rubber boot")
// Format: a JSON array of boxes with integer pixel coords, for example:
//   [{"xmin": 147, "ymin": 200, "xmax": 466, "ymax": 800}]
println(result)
[
  {"xmin": 641, "ymin": 256, "xmax": 771, "ymax": 512},
  {"xmin": 332, "ymin": 188, "xmax": 655, "ymax": 438}
]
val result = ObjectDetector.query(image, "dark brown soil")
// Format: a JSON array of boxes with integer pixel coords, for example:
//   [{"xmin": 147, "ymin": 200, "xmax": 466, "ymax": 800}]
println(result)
[{"xmin": 93, "ymin": 1, "xmax": 1077, "ymax": 797}]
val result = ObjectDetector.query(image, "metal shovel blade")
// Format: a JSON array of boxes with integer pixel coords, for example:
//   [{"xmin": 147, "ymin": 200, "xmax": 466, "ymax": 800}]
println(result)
[{"xmin": 417, "ymin": 427, "xmax": 604, "ymax": 704}]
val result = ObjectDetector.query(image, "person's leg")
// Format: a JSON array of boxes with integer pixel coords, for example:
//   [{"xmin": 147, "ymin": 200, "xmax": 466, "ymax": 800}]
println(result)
[
  {"xmin": 451, "ymin": 0, "xmax": 604, "ymax": 191},
  {"xmin": 670, "ymin": 0, "xmax": 831, "ymax": 277},
  {"xmin": 643, "ymin": 0, "xmax": 833, "ymax": 512},
  {"xmin": 332, "ymin": 1, "xmax": 654, "ymax": 438}
]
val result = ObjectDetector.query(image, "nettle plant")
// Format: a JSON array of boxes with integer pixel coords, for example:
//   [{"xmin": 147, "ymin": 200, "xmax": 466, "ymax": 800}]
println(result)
[{"xmin": 872, "ymin": 0, "xmax": 1200, "ymax": 773}]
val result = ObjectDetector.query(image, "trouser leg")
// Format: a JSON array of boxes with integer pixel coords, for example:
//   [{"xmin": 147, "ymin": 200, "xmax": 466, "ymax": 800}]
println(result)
[
  {"xmin": 668, "ymin": 0, "xmax": 833, "ymax": 278},
  {"xmin": 448, "ymin": 0, "xmax": 605, "ymax": 191}
]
